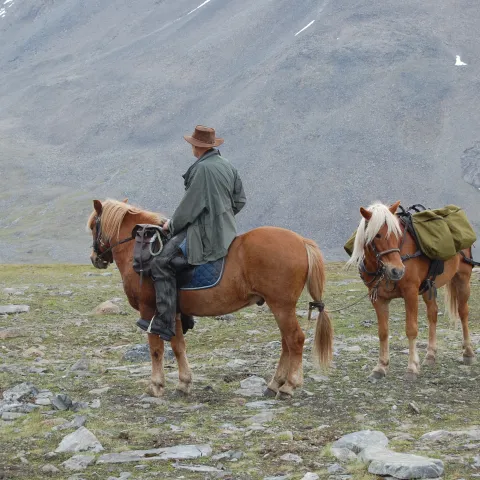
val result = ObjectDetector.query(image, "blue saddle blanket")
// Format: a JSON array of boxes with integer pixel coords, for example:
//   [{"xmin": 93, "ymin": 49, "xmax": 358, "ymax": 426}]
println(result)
[{"xmin": 179, "ymin": 239, "xmax": 225, "ymax": 290}]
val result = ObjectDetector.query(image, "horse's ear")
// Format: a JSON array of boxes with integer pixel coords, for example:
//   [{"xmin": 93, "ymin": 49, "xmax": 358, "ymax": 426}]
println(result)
[
  {"xmin": 389, "ymin": 201, "xmax": 401, "ymax": 214},
  {"xmin": 123, "ymin": 198, "xmax": 128, "ymax": 203},
  {"xmin": 360, "ymin": 207, "xmax": 372, "ymax": 220},
  {"xmin": 93, "ymin": 200, "xmax": 103, "ymax": 215}
]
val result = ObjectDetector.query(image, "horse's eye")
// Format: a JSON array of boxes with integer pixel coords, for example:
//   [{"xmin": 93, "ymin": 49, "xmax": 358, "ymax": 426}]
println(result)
[{"xmin": 375, "ymin": 234, "xmax": 381, "ymax": 239}]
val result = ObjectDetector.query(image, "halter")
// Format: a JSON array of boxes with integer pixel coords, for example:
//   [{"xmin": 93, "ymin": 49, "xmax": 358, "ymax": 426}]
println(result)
[{"xmin": 92, "ymin": 215, "xmax": 134, "ymax": 262}]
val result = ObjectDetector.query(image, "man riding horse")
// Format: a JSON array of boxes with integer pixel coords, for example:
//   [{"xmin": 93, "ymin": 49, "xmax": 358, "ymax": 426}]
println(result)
[{"xmin": 136, "ymin": 125, "xmax": 246, "ymax": 341}]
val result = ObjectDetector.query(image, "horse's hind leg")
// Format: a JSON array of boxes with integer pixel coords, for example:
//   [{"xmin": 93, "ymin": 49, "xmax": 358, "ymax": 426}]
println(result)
[
  {"xmin": 170, "ymin": 314, "xmax": 193, "ymax": 395},
  {"xmin": 265, "ymin": 337, "xmax": 290, "ymax": 397},
  {"xmin": 422, "ymin": 292, "xmax": 438, "ymax": 366},
  {"xmin": 268, "ymin": 304, "xmax": 305, "ymax": 399},
  {"xmin": 452, "ymin": 271, "xmax": 475, "ymax": 364}
]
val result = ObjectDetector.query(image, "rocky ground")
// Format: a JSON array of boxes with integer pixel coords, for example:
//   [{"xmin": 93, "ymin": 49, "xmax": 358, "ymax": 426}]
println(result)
[{"xmin": 0, "ymin": 264, "xmax": 479, "ymax": 480}]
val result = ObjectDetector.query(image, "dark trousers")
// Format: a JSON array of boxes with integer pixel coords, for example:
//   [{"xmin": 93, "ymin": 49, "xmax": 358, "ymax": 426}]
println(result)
[{"xmin": 150, "ymin": 231, "xmax": 189, "ymax": 327}]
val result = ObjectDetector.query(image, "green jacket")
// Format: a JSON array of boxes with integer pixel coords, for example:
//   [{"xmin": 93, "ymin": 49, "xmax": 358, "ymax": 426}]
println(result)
[{"xmin": 170, "ymin": 149, "xmax": 246, "ymax": 265}]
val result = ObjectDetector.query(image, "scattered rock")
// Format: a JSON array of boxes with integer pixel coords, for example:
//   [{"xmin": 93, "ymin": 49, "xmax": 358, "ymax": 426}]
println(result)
[
  {"xmin": 280, "ymin": 453, "xmax": 303, "ymax": 463},
  {"xmin": 70, "ymin": 357, "xmax": 90, "ymax": 372},
  {"xmin": 55, "ymin": 427, "xmax": 104, "ymax": 453},
  {"xmin": 244, "ymin": 411, "xmax": 275, "ymax": 425},
  {"xmin": 215, "ymin": 314, "xmax": 235, "ymax": 321},
  {"xmin": 173, "ymin": 464, "xmax": 227, "ymax": 473},
  {"xmin": 0, "ymin": 328, "xmax": 23, "ymax": 339},
  {"xmin": 344, "ymin": 345, "xmax": 362, "ymax": 353},
  {"xmin": 1, "ymin": 412, "xmax": 26, "ymax": 421},
  {"xmin": 62, "ymin": 454, "xmax": 96, "ymax": 471},
  {"xmin": 92, "ymin": 301, "xmax": 121, "ymax": 315},
  {"xmin": 0, "ymin": 305, "xmax": 30, "ymax": 314},
  {"xmin": 123, "ymin": 344, "xmax": 150, "ymax": 362},
  {"xmin": 234, "ymin": 375, "xmax": 267, "ymax": 397},
  {"xmin": 22, "ymin": 347, "xmax": 44, "ymax": 358},
  {"xmin": 332, "ymin": 430, "xmax": 389, "ymax": 453},
  {"xmin": 51, "ymin": 394, "xmax": 73, "ymax": 411},
  {"xmin": 97, "ymin": 444, "xmax": 212, "ymax": 463},
  {"xmin": 361, "ymin": 446, "xmax": 444, "ymax": 479},
  {"xmin": 2, "ymin": 382, "xmax": 38, "ymax": 402},
  {"xmin": 245, "ymin": 400, "xmax": 276, "ymax": 409},
  {"xmin": 409, "ymin": 401, "xmax": 420, "ymax": 415},
  {"xmin": 226, "ymin": 359, "xmax": 248, "ymax": 368},
  {"xmin": 309, "ymin": 374, "xmax": 329, "ymax": 382},
  {"xmin": 41, "ymin": 464, "xmax": 60, "ymax": 473},
  {"xmin": 90, "ymin": 399, "xmax": 101, "ymax": 409},
  {"xmin": 331, "ymin": 447, "xmax": 358, "ymax": 463},
  {"xmin": 71, "ymin": 402, "xmax": 89, "ymax": 412},
  {"xmin": 88, "ymin": 387, "xmax": 110, "ymax": 395},
  {"xmin": 420, "ymin": 429, "xmax": 480, "ymax": 443},
  {"xmin": 328, "ymin": 463, "xmax": 346, "ymax": 474},
  {"xmin": 301, "ymin": 474, "xmax": 319, "ymax": 480},
  {"xmin": 35, "ymin": 398, "xmax": 52, "ymax": 406}
]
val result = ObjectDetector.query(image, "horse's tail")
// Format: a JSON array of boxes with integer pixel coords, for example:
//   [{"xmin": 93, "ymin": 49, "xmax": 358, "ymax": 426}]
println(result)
[
  {"xmin": 304, "ymin": 238, "xmax": 333, "ymax": 367},
  {"xmin": 444, "ymin": 279, "xmax": 459, "ymax": 325}
]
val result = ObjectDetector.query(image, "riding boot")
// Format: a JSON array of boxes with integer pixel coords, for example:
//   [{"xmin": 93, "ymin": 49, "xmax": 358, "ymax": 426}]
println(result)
[{"xmin": 136, "ymin": 232, "xmax": 187, "ymax": 341}]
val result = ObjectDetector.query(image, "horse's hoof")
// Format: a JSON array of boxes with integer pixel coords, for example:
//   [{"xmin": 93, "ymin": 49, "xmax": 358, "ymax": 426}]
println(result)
[
  {"xmin": 263, "ymin": 388, "xmax": 277, "ymax": 398},
  {"xmin": 463, "ymin": 356, "xmax": 476, "ymax": 366},
  {"xmin": 422, "ymin": 356, "xmax": 436, "ymax": 367},
  {"xmin": 405, "ymin": 371, "xmax": 418, "ymax": 382},
  {"xmin": 276, "ymin": 391, "xmax": 293, "ymax": 400},
  {"xmin": 173, "ymin": 388, "xmax": 189, "ymax": 398},
  {"xmin": 368, "ymin": 370, "xmax": 385, "ymax": 381},
  {"xmin": 146, "ymin": 383, "xmax": 164, "ymax": 398}
]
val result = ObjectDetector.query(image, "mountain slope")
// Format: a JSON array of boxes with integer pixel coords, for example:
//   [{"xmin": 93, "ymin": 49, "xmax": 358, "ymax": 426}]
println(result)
[{"xmin": 0, "ymin": 0, "xmax": 479, "ymax": 262}]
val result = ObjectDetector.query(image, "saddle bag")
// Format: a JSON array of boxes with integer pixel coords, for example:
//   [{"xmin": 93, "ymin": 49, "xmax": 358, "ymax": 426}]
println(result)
[{"xmin": 132, "ymin": 224, "xmax": 166, "ymax": 279}]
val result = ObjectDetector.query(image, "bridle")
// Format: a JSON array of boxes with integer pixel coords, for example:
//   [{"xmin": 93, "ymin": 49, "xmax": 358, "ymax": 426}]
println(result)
[{"xmin": 92, "ymin": 215, "xmax": 134, "ymax": 263}]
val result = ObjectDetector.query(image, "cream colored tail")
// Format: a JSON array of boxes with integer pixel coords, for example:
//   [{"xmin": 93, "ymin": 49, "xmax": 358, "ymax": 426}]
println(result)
[{"xmin": 304, "ymin": 239, "xmax": 333, "ymax": 367}]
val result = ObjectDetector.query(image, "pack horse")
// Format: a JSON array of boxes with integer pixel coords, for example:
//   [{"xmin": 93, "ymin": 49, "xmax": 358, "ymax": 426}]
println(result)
[
  {"xmin": 347, "ymin": 201, "xmax": 477, "ymax": 381},
  {"xmin": 88, "ymin": 199, "xmax": 333, "ymax": 399}
]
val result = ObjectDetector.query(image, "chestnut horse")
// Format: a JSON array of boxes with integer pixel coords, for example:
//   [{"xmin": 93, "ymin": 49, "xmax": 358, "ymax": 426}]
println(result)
[
  {"xmin": 348, "ymin": 201, "xmax": 475, "ymax": 381},
  {"xmin": 87, "ymin": 199, "xmax": 333, "ymax": 398}
]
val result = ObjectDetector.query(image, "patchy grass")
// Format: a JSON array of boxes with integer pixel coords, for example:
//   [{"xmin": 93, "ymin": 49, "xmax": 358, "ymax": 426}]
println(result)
[{"xmin": 0, "ymin": 263, "xmax": 479, "ymax": 479}]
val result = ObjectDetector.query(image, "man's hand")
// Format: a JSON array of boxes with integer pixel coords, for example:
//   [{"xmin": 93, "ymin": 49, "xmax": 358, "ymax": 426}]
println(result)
[{"xmin": 162, "ymin": 219, "xmax": 170, "ymax": 232}]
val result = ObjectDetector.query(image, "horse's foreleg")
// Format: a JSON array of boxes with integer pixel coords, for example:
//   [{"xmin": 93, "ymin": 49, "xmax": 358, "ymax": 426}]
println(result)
[
  {"xmin": 370, "ymin": 299, "xmax": 390, "ymax": 380},
  {"xmin": 171, "ymin": 314, "xmax": 193, "ymax": 395},
  {"xmin": 147, "ymin": 333, "xmax": 165, "ymax": 397},
  {"xmin": 265, "ymin": 337, "xmax": 290, "ymax": 397},
  {"xmin": 422, "ymin": 292, "xmax": 438, "ymax": 366},
  {"xmin": 405, "ymin": 291, "xmax": 420, "ymax": 380}
]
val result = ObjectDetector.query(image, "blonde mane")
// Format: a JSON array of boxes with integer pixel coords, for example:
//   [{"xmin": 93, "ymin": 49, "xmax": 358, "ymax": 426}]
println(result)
[
  {"xmin": 347, "ymin": 202, "xmax": 402, "ymax": 268},
  {"xmin": 87, "ymin": 199, "xmax": 165, "ymax": 242}
]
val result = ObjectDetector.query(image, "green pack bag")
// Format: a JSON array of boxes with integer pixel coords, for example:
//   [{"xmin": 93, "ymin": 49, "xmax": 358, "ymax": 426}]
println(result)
[
  {"xmin": 411, "ymin": 205, "xmax": 476, "ymax": 260},
  {"xmin": 344, "ymin": 231, "xmax": 356, "ymax": 257}
]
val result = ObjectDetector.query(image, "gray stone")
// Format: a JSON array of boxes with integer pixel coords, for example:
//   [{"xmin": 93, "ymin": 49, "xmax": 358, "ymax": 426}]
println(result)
[
  {"xmin": 332, "ymin": 430, "xmax": 389, "ymax": 454},
  {"xmin": 97, "ymin": 444, "xmax": 212, "ymax": 463},
  {"xmin": 41, "ymin": 464, "xmax": 60, "ymax": 473},
  {"xmin": 35, "ymin": 398, "xmax": 52, "ymax": 406},
  {"xmin": 55, "ymin": 427, "xmax": 104, "ymax": 453},
  {"xmin": 245, "ymin": 400, "xmax": 276, "ymax": 409},
  {"xmin": 2, "ymin": 382, "xmax": 38, "ymax": 402},
  {"xmin": 51, "ymin": 394, "xmax": 73, "ymax": 411},
  {"xmin": 215, "ymin": 314, "xmax": 235, "ymax": 321},
  {"xmin": 264, "ymin": 477, "xmax": 290, "ymax": 480},
  {"xmin": 71, "ymin": 358, "xmax": 90, "ymax": 372},
  {"xmin": 92, "ymin": 301, "xmax": 121, "ymax": 315},
  {"xmin": 62, "ymin": 454, "xmax": 96, "ymax": 471},
  {"xmin": 328, "ymin": 463, "xmax": 346, "ymax": 474},
  {"xmin": 1, "ymin": 412, "xmax": 26, "ymax": 421},
  {"xmin": 90, "ymin": 399, "xmax": 101, "ymax": 409},
  {"xmin": 0, "ymin": 305, "xmax": 30, "ymax": 314},
  {"xmin": 0, "ymin": 328, "xmax": 23, "ymax": 339},
  {"xmin": 244, "ymin": 410, "xmax": 275, "ymax": 425},
  {"xmin": 0, "ymin": 401, "xmax": 38, "ymax": 414},
  {"xmin": 420, "ymin": 429, "xmax": 480, "ymax": 442},
  {"xmin": 409, "ymin": 401, "xmax": 420, "ymax": 414},
  {"xmin": 71, "ymin": 402, "xmax": 89, "ymax": 412},
  {"xmin": 88, "ymin": 386, "xmax": 110, "ymax": 395},
  {"xmin": 309, "ymin": 374, "xmax": 329, "ymax": 382},
  {"xmin": 331, "ymin": 447, "xmax": 358, "ymax": 462},
  {"xmin": 123, "ymin": 344, "xmax": 151, "ymax": 362},
  {"xmin": 226, "ymin": 359, "xmax": 248, "ymax": 368},
  {"xmin": 344, "ymin": 345, "xmax": 362, "ymax": 353},
  {"xmin": 364, "ymin": 448, "xmax": 444, "ymax": 479},
  {"xmin": 280, "ymin": 453, "xmax": 303, "ymax": 463},
  {"xmin": 234, "ymin": 375, "xmax": 267, "ymax": 397},
  {"xmin": 301, "ymin": 474, "xmax": 319, "ymax": 480}
]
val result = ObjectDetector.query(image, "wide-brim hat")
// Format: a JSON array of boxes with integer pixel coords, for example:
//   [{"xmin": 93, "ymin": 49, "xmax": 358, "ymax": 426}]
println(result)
[{"xmin": 184, "ymin": 125, "xmax": 224, "ymax": 148}]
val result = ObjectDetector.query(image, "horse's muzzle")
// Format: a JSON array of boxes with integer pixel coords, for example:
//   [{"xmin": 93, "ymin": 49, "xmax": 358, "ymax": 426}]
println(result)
[
  {"xmin": 91, "ymin": 256, "xmax": 109, "ymax": 270},
  {"xmin": 386, "ymin": 265, "xmax": 405, "ymax": 281}
]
